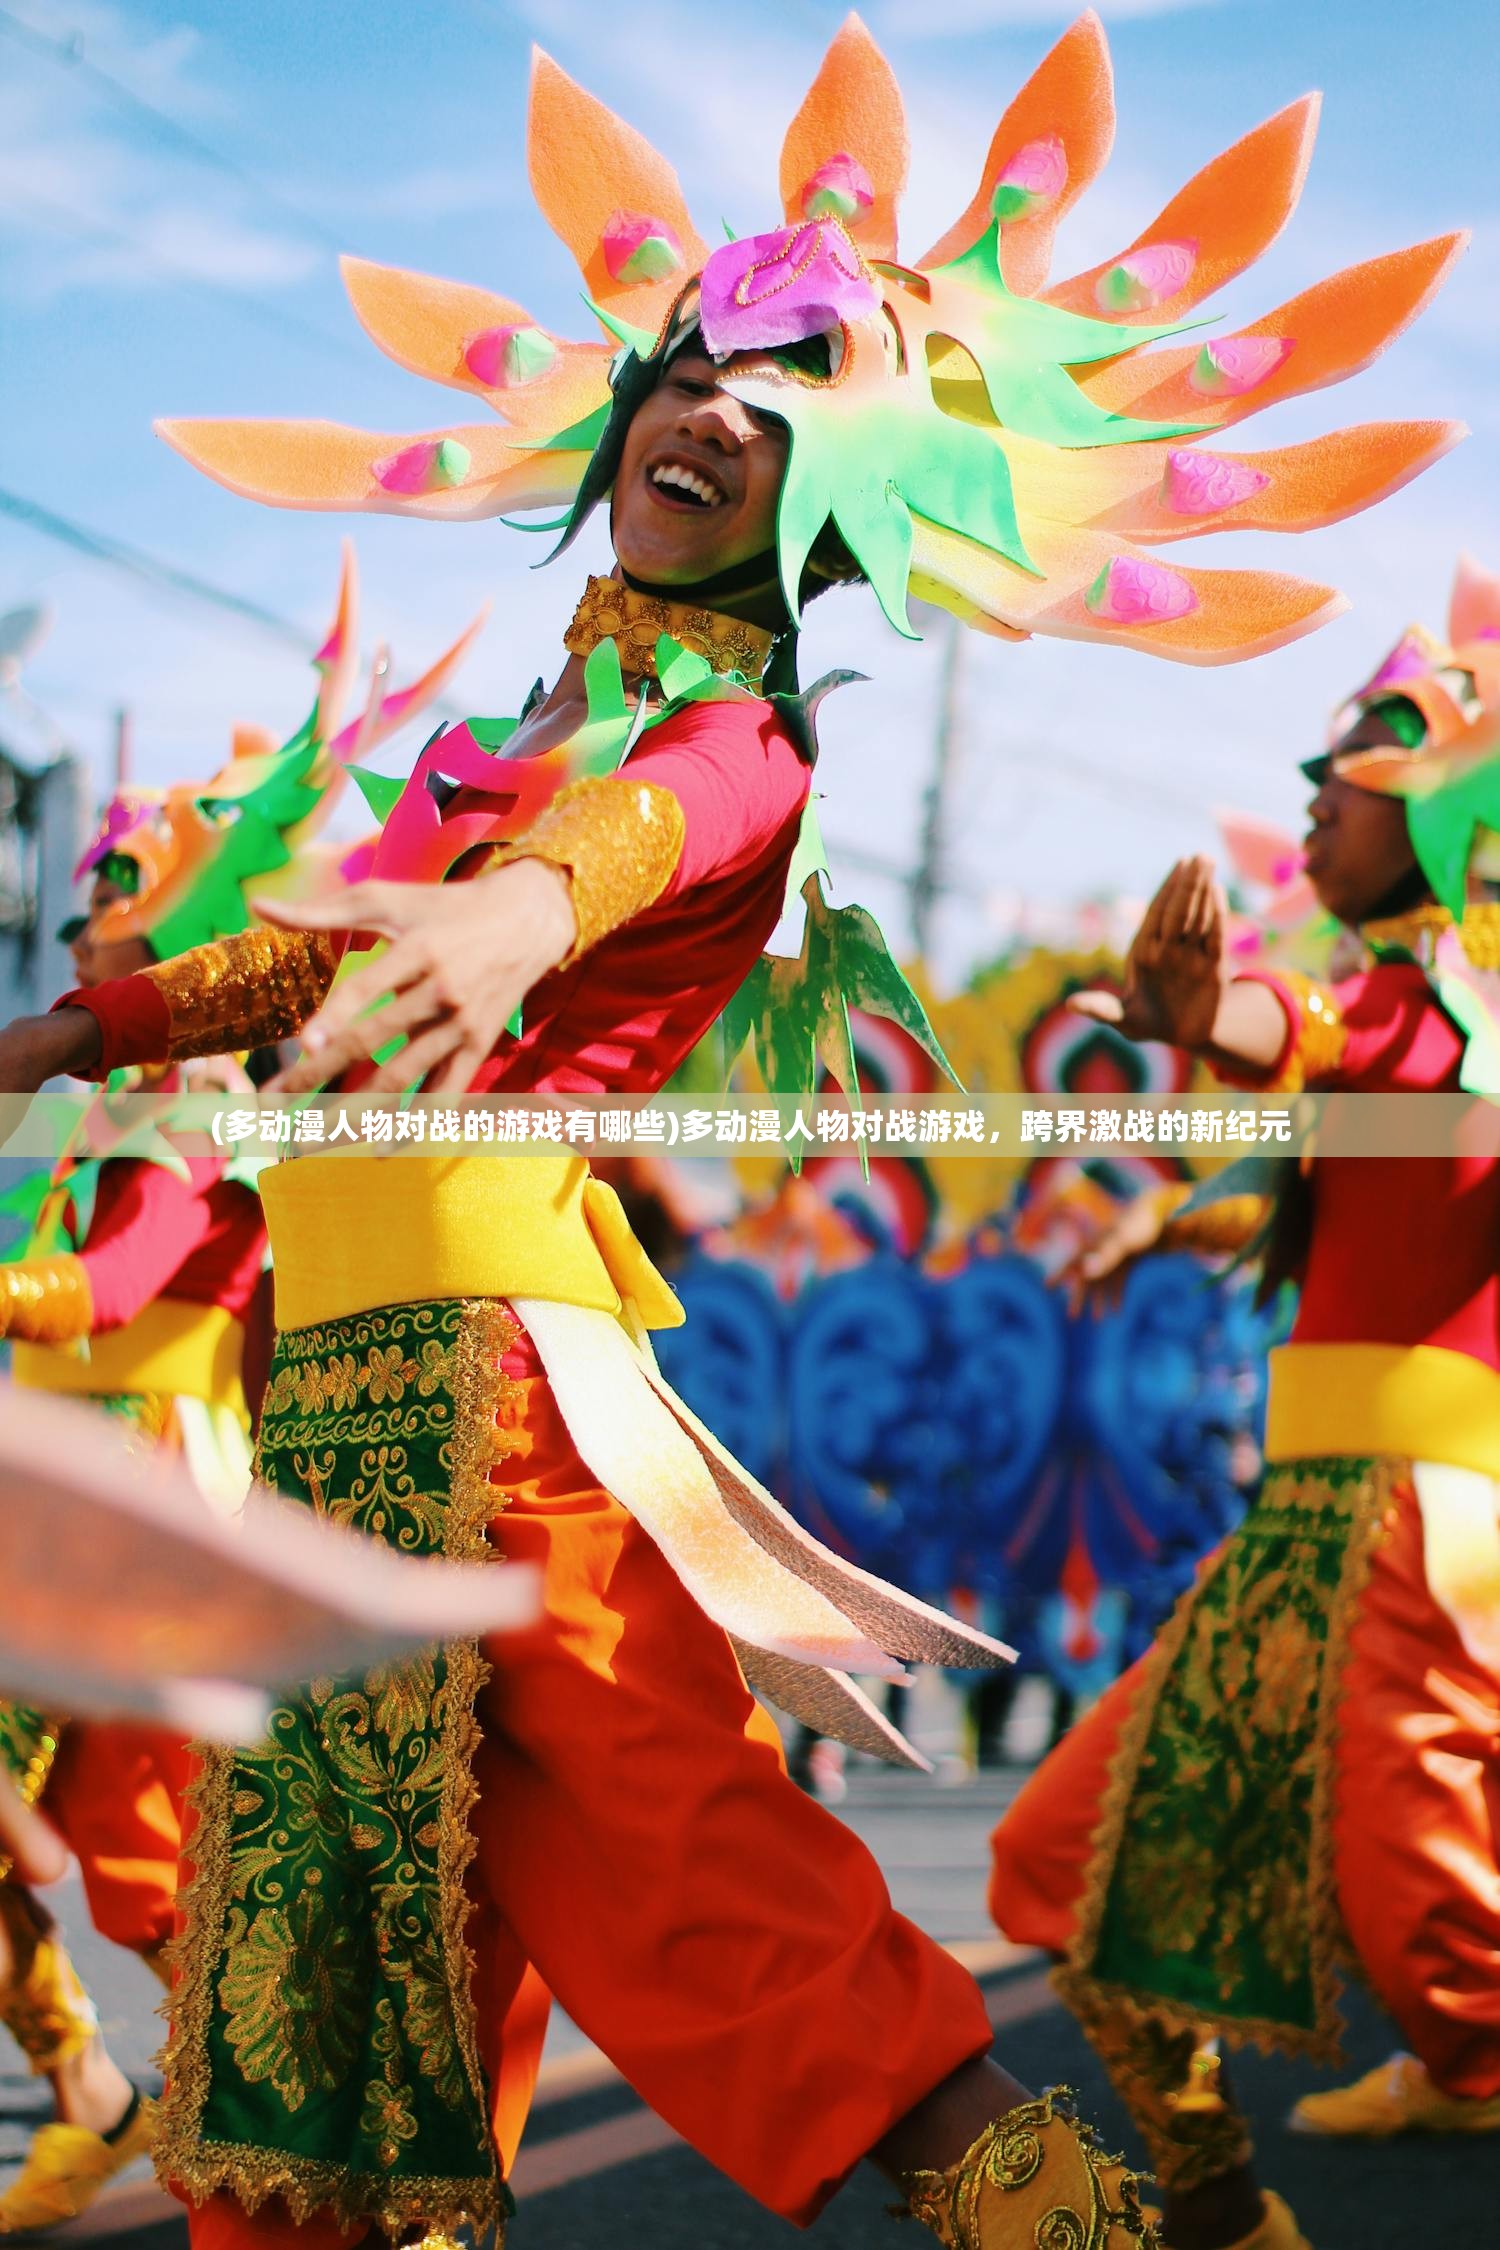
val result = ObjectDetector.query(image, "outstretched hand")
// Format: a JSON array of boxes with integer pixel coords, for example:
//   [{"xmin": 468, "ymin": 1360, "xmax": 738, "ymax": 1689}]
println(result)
[
  {"xmin": 1056, "ymin": 1188, "xmax": 1176, "ymax": 1316},
  {"xmin": 259, "ymin": 860, "xmax": 577, "ymax": 1096},
  {"xmin": 1070, "ymin": 856, "xmax": 1228, "ymax": 1051}
]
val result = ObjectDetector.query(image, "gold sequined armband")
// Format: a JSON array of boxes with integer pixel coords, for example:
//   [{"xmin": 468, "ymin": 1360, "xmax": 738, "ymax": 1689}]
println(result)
[
  {"xmin": 1266, "ymin": 971, "xmax": 1347, "ymax": 1091},
  {"xmin": 143, "ymin": 927, "xmax": 338, "ymax": 1060},
  {"xmin": 1161, "ymin": 1193, "xmax": 1271, "ymax": 1259},
  {"xmin": 0, "ymin": 1256, "xmax": 93, "ymax": 1345},
  {"xmin": 489, "ymin": 776, "xmax": 687, "ymax": 960}
]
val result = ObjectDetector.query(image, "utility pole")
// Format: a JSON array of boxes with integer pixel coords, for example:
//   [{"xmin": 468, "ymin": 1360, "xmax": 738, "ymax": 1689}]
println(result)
[
  {"xmin": 910, "ymin": 612, "xmax": 963, "ymax": 960},
  {"xmin": 113, "ymin": 706, "xmax": 132, "ymax": 790}
]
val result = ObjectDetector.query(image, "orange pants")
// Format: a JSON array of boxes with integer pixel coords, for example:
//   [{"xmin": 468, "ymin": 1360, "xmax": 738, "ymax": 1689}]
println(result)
[
  {"xmin": 990, "ymin": 1478, "xmax": 1500, "ymax": 2098},
  {"xmin": 178, "ymin": 1366, "xmax": 992, "ymax": 2246},
  {"xmin": 46, "ymin": 1721, "xmax": 189, "ymax": 1959}
]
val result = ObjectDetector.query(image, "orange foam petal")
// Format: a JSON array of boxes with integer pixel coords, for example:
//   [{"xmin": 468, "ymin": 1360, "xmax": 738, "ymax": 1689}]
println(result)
[
  {"xmin": 911, "ymin": 515, "xmax": 1345, "ymax": 663},
  {"xmin": 341, "ymin": 258, "xmax": 612, "ymax": 437},
  {"xmin": 778, "ymin": 13, "xmax": 909, "ymax": 261},
  {"xmin": 1450, "ymin": 551, "xmax": 1500, "ymax": 648},
  {"xmin": 1007, "ymin": 419, "xmax": 1464, "ymax": 542},
  {"xmin": 527, "ymin": 48, "xmax": 708, "ymax": 324},
  {"xmin": 1045, "ymin": 94, "xmax": 1319, "ymax": 323},
  {"xmin": 920, "ymin": 10, "xmax": 1115, "ymax": 297},
  {"xmin": 313, "ymin": 539, "xmax": 360, "ymax": 742},
  {"xmin": 1075, "ymin": 233, "xmax": 1468, "ymax": 429},
  {"xmin": 156, "ymin": 418, "xmax": 587, "ymax": 522}
]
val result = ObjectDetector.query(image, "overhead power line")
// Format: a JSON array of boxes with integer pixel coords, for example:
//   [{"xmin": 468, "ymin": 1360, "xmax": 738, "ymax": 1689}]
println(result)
[
  {"xmin": 0, "ymin": 2, "xmax": 347, "ymax": 257},
  {"xmin": 14, "ymin": 186, "xmax": 360, "ymax": 366},
  {"xmin": 0, "ymin": 485, "xmax": 313, "ymax": 650}
]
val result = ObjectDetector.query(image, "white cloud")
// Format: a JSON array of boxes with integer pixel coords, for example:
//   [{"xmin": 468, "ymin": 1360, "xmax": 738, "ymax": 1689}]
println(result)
[{"xmin": 0, "ymin": 4, "xmax": 317, "ymax": 299}]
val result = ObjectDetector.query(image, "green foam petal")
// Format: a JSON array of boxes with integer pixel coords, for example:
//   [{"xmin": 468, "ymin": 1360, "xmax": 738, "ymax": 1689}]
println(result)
[
  {"xmin": 930, "ymin": 225, "xmax": 1208, "ymax": 452},
  {"xmin": 1405, "ymin": 763, "xmax": 1500, "ymax": 920},
  {"xmin": 831, "ymin": 479, "xmax": 917, "ymax": 638},
  {"xmin": 532, "ymin": 402, "xmax": 612, "ymax": 456},
  {"xmin": 349, "ymin": 769, "xmax": 407, "ymax": 825},
  {"xmin": 582, "ymin": 299, "xmax": 660, "ymax": 358}
]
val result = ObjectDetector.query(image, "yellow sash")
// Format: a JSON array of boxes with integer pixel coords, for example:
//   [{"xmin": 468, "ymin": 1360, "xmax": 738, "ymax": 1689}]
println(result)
[
  {"xmin": 12, "ymin": 1299, "xmax": 247, "ymax": 1418},
  {"xmin": 262, "ymin": 1152, "xmax": 684, "ymax": 1334},
  {"xmin": 1265, "ymin": 1341, "xmax": 1500, "ymax": 1643},
  {"xmin": 1264, "ymin": 1341, "xmax": 1500, "ymax": 1476}
]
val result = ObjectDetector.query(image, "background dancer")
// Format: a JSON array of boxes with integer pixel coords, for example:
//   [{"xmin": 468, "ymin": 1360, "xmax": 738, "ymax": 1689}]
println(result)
[
  {"xmin": 0, "ymin": 560, "xmax": 476, "ymax": 2236},
  {"xmin": 989, "ymin": 554, "xmax": 1500, "ymax": 2250}
]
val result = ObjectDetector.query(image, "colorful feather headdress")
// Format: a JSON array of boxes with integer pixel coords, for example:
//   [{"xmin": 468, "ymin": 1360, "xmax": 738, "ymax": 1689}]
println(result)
[
  {"xmin": 74, "ymin": 545, "xmax": 482, "ymax": 959},
  {"xmin": 158, "ymin": 11, "xmax": 1463, "ymax": 666},
  {"xmin": 1323, "ymin": 554, "xmax": 1500, "ymax": 920}
]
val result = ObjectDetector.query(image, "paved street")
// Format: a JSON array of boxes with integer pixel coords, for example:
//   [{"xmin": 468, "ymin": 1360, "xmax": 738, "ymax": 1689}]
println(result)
[{"xmin": 5, "ymin": 1748, "xmax": 1496, "ymax": 2250}]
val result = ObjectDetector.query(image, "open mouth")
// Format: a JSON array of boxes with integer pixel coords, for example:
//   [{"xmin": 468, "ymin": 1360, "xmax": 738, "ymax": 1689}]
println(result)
[{"xmin": 648, "ymin": 459, "xmax": 727, "ymax": 511}]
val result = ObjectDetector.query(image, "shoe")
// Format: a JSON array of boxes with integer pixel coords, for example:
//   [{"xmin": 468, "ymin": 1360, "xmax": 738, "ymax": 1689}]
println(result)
[
  {"xmin": 1290, "ymin": 2051, "xmax": 1500, "ymax": 2139},
  {"xmin": 0, "ymin": 2093, "xmax": 156, "ymax": 2234},
  {"xmin": 903, "ymin": 2087, "xmax": 1159, "ymax": 2245}
]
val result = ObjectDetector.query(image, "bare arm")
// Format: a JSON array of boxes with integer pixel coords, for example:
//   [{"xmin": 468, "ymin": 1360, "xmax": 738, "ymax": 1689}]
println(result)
[{"xmin": 0, "ymin": 1007, "xmax": 102, "ymax": 1095}]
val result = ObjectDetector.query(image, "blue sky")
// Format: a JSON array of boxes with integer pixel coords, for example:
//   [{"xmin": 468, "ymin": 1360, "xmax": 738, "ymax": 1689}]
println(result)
[{"xmin": 1, "ymin": 0, "xmax": 1494, "ymax": 981}]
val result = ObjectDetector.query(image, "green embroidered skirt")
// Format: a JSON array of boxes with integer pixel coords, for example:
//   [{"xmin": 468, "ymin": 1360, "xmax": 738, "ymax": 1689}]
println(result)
[
  {"xmin": 157, "ymin": 1301, "xmax": 514, "ymax": 2238},
  {"xmin": 1061, "ymin": 1455, "xmax": 1399, "ymax": 2058}
]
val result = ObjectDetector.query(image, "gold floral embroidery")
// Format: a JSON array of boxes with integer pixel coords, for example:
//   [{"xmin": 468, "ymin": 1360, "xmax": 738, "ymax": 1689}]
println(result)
[
  {"xmin": 218, "ymin": 1891, "xmax": 364, "ymax": 2111},
  {"xmin": 155, "ymin": 1298, "xmax": 522, "ymax": 2240},
  {"xmin": 1058, "ymin": 1456, "xmax": 1399, "ymax": 2063},
  {"xmin": 563, "ymin": 571, "xmax": 772, "ymax": 685}
]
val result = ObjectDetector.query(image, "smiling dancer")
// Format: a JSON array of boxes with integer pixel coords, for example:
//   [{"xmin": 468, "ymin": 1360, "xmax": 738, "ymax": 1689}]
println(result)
[
  {"xmin": 989, "ymin": 554, "xmax": 1500, "ymax": 2250},
  {"xmin": 0, "ymin": 14, "xmax": 1465, "ymax": 2246}
]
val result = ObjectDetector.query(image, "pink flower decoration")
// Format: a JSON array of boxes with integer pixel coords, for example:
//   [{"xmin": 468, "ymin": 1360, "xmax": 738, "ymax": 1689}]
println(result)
[
  {"xmin": 1362, "ymin": 630, "xmax": 1431, "ymax": 694},
  {"xmin": 990, "ymin": 136, "xmax": 1067, "ymax": 222},
  {"xmin": 463, "ymin": 324, "xmax": 557, "ymax": 389},
  {"xmin": 1190, "ymin": 336, "xmax": 1294, "ymax": 397},
  {"xmin": 601, "ymin": 211, "xmax": 684, "ymax": 286},
  {"xmin": 1095, "ymin": 240, "xmax": 1197, "ymax": 314},
  {"xmin": 800, "ymin": 153, "xmax": 874, "ymax": 225},
  {"xmin": 698, "ymin": 221, "xmax": 879, "ymax": 357},
  {"xmin": 1085, "ymin": 556, "xmax": 1198, "ymax": 626},
  {"xmin": 371, "ymin": 438, "xmax": 471, "ymax": 496},
  {"xmin": 75, "ymin": 794, "xmax": 154, "ymax": 881},
  {"xmin": 1162, "ymin": 448, "xmax": 1272, "ymax": 518}
]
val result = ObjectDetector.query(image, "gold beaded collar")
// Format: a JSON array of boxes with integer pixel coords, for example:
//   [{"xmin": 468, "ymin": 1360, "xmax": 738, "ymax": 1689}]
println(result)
[
  {"xmin": 1363, "ymin": 898, "xmax": 1500, "ymax": 968},
  {"xmin": 564, "ymin": 575, "xmax": 773, "ymax": 688}
]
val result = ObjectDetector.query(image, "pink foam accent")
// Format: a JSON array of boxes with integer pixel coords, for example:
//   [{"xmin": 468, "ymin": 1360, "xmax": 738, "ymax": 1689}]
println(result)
[
  {"xmin": 371, "ymin": 438, "xmax": 470, "ymax": 496},
  {"xmin": 1162, "ymin": 448, "xmax": 1272, "ymax": 517},
  {"xmin": 698, "ymin": 221, "xmax": 879, "ymax": 356},
  {"xmin": 463, "ymin": 323, "xmax": 557, "ymax": 388},
  {"xmin": 800, "ymin": 153, "xmax": 874, "ymax": 222},
  {"xmin": 313, "ymin": 628, "xmax": 344, "ymax": 668},
  {"xmin": 998, "ymin": 135, "xmax": 1067, "ymax": 200},
  {"xmin": 1363, "ymin": 631, "xmax": 1431, "ymax": 694},
  {"xmin": 601, "ymin": 210, "xmax": 684, "ymax": 284},
  {"xmin": 1096, "ymin": 239, "xmax": 1197, "ymax": 313},
  {"xmin": 74, "ymin": 794, "xmax": 154, "ymax": 881},
  {"xmin": 1085, "ymin": 555, "xmax": 1198, "ymax": 627},
  {"xmin": 1190, "ymin": 335, "xmax": 1294, "ymax": 397}
]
